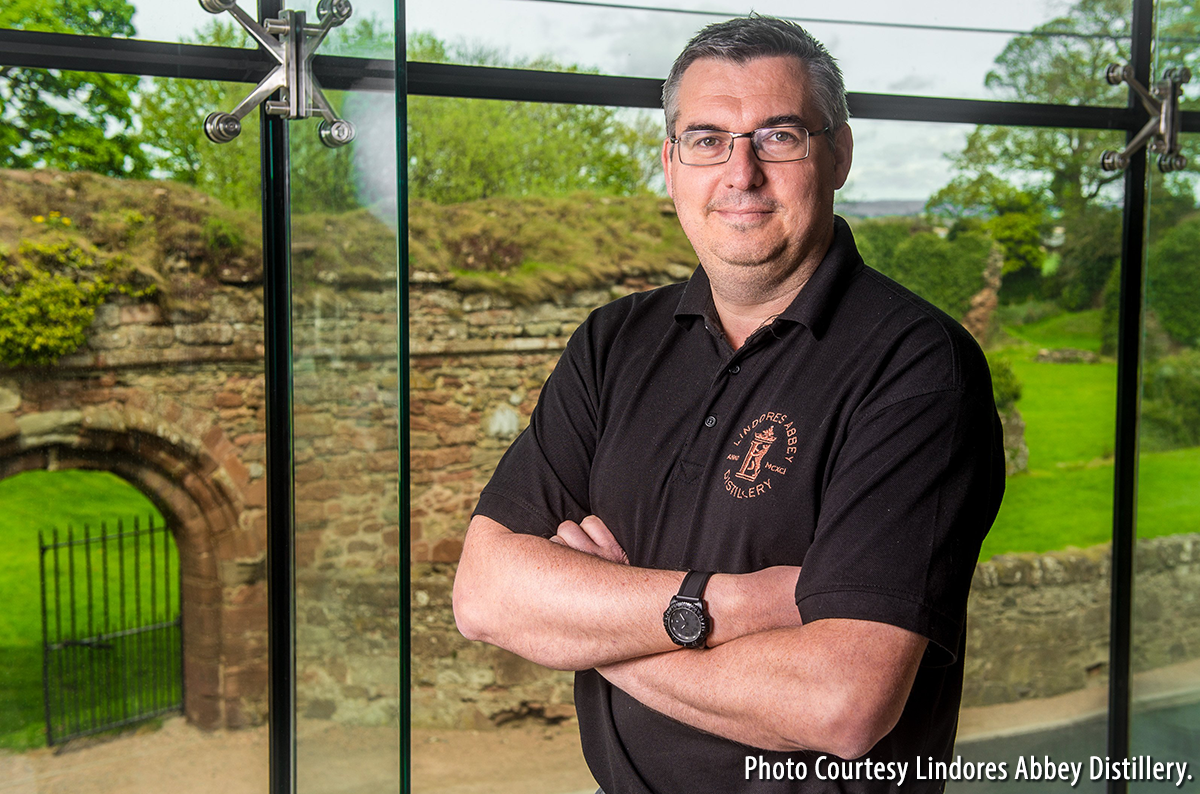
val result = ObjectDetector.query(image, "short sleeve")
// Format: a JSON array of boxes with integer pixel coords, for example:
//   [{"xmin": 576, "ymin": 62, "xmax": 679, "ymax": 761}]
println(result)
[
  {"xmin": 472, "ymin": 319, "xmax": 603, "ymax": 538},
  {"xmin": 794, "ymin": 385, "xmax": 1005, "ymax": 666}
]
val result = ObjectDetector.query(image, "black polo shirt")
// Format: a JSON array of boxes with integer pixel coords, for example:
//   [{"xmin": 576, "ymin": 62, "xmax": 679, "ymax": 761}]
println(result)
[{"xmin": 474, "ymin": 217, "xmax": 1006, "ymax": 793}]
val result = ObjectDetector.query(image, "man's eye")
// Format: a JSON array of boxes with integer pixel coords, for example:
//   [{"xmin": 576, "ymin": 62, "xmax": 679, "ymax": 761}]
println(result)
[
  {"xmin": 694, "ymin": 135, "xmax": 723, "ymax": 148},
  {"xmin": 768, "ymin": 130, "xmax": 800, "ymax": 144}
]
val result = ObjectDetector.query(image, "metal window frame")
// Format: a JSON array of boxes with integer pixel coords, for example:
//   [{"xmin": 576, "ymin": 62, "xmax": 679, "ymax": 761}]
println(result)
[{"xmin": 0, "ymin": 0, "xmax": 1175, "ymax": 791}]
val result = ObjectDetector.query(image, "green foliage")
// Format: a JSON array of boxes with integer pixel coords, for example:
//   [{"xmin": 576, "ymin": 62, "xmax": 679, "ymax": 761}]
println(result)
[
  {"xmin": 852, "ymin": 217, "xmax": 992, "ymax": 320},
  {"xmin": 0, "ymin": 192, "xmax": 169, "ymax": 368},
  {"xmin": 947, "ymin": 0, "xmax": 1130, "ymax": 219},
  {"xmin": 1099, "ymin": 263, "xmax": 1121, "ymax": 356},
  {"xmin": 0, "ymin": 0, "xmax": 148, "ymax": 178},
  {"xmin": 203, "ymin": 216, "xmax": 244, "ymax": 254},
  {"xmin": 407, "ymin": 32, "xmax": 660, "ymax": 204},
  {"xmin": 928, "ymin": 174, "xmax": 1051, "ymax": 305},
  {"xmin": 137, "ymin": 21, "xmax": 261, "ymax": 211},
  {"xmin": 0, "ymin": 229, "xmax": 120, "ymax": 367},
  {"xmin": 1145, "ymin": 213, "xmax": 1200, "ymax": 346},
  {"xmin": 0, "ymin": 265, "xmax": 109, "ymax": 368},
  {"xmin": 986, "ymin": 354, "xmax": 1022, "ymax": 410},
  {"xmin": 994, "ymin": 299, "xmax": 1063, "ymax": 329},
  {"xmin": 1141, "ymin": 350, "xmax": 1200, "ymax": 451},
  {"xmin": 1051, "ymin": 205, "xmax": 1120, "ymax": 310},
  {"xmin": 140, "ymin": 19, "xmax": 377, "ymax": 213}
]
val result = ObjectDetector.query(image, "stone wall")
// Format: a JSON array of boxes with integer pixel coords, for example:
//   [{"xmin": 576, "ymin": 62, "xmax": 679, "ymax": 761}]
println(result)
[
  {"xmin": 0, "ymin": 274, "xmax": 399, "ymax": 731},
  {"xmin": 413, "ymin": 537, "xmax": 1200, "ymax": 728},
  {"xmin": 406, "ymin": 277, "xmax": 1198, "ymax": 729}
]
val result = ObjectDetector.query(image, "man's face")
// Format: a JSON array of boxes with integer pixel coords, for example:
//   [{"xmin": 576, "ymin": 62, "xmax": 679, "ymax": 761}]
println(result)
[{"xmin": 663, "ymin": 56, "xmax": 853, "ymax": 281}]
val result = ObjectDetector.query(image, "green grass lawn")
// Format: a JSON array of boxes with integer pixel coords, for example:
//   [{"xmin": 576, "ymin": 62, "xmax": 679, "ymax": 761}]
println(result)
[
  {"xmin": 983, "ymin": 309, "xmax": 1200, "ymax": 559},
  {"xmin": 0, "ymin": 470, "xmax": 166, "ymax": 749},
  {"xmin": 1002, "ymin": 308, "xmax": 1104, "ymax": 352}
]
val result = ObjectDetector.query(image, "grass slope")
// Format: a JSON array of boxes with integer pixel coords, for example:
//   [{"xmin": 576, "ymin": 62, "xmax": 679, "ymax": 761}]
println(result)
[{"xmin": 983, "ymin": 309, "xmax": 1200, "ymax": 559}]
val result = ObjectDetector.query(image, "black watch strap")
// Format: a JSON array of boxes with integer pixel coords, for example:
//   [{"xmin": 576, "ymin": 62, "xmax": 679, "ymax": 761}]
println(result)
[{"xmin": 677, "ymin": 570, "xmax": 714, "ymax": 601}]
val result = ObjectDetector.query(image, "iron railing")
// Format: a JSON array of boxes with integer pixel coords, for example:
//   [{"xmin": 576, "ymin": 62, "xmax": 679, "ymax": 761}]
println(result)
[{"xmin": 38, "ymin": 515, "xmax": 183, "ymax": 746}]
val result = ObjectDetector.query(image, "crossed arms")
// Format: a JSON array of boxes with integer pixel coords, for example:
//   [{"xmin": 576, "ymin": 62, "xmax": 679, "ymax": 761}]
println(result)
[{"xmin": 453, "ymin": 513, "xmax": 927, "ymax": 759}]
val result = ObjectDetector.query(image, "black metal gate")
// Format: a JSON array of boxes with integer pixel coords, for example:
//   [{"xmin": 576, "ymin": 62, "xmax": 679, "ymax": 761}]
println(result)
[{"xmin": 38, "ymin": 515, "xmax": 183, "ymax": 746}]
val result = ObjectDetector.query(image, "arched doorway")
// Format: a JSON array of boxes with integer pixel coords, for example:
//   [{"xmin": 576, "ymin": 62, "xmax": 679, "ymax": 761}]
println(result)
[{"xmin": 0, "ymin": 407, "xmax": 267, "ymax": 736}]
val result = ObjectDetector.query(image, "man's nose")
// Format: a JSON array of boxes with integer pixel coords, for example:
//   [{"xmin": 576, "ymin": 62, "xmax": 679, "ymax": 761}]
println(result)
[{"xmin": 724, "ymin": 136, "xmax": 766, "ymax": 190}]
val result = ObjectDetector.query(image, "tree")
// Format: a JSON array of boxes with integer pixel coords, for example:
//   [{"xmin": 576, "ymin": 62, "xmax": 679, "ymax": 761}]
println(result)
[
  {"xmin": 946, "ymin": 0, "xmax": 1130, "ymax": 220},
  {"xmin": 927, "ymin": 173, "xmax": 1050, "ymax": 304},
  {"xmin": 139, "ymin": 19, "xmax": 371, "ymax": 213},
  {"xmin": 0, "ymin": 0, "xmax": 148, "ymax": 177},
  {"xmin": 932, "ymin": 0, "xmax": 1200, "ymax": 310},
  {"xmin": 406, "ymin": 32, "xmax": 661, "ymax": 204},
  {"xmin": 138, "ymin": 21, "xmax": 262, "ymax": 210}
]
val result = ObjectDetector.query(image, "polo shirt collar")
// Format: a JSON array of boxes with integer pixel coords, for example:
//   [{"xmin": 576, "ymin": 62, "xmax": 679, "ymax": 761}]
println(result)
[{"xmin": 673, "ymin": 215, "xmax": 863, "ymax": 341}]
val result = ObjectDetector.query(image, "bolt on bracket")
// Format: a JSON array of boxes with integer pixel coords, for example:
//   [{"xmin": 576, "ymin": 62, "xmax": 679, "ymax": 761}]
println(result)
[
  {"xmin": 1101, "ymin": 62, "xmax": 1190, "ymax": 173},
  {"xmin": 199, "ymin": 0, "xmax": 356, "ymax": 148}
]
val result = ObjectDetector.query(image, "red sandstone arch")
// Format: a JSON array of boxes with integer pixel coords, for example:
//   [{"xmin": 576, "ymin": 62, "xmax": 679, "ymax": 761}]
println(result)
[{"xmin": 0, "ymin": 408, "xmax": 267, "ymax": 730}]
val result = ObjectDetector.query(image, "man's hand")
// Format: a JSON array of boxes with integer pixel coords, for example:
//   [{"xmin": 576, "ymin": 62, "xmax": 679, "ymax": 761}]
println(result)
[{"xmin": 550, "ymin": 515, "xmax": 630, "ymax": 565}]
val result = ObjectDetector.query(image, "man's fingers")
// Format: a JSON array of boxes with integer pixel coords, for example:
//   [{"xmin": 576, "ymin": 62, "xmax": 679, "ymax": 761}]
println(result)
[
  {"xmin": 579, "ymin": 515, "xmax": 629, "ymax": 565},
  {"xmin": 552, "ymin": 517, "xmax": 629, "ymax": 564},
  {"xmin": 553, "ymin": 521, "xmax": 601, "ymax": 555}
]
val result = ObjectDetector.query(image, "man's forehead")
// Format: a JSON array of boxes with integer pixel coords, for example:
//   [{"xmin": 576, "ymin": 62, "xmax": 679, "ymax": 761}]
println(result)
[{"xmin": 674, "ymin": 56, "xmax": 814, "ymax": 125}]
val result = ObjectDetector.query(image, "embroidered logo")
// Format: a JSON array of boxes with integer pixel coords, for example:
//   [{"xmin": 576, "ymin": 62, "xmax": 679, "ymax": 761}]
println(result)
[{"xmin": 722, "ymin": 411, "xmax": 796, "ymax": 499}]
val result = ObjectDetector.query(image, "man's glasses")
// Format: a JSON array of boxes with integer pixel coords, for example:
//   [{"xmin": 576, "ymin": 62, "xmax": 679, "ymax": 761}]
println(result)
[{"xmin": 670, "ymin": 125, "xmax": 830, "ymax": 166}]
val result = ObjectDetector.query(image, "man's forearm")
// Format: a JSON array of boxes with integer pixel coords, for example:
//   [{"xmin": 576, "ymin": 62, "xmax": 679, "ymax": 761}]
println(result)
[
  {"xmin": 597, "ymin": 620, "xmax": 927, "ymax": 759},
  {"xmin": 454, "ymin": 515, "xmax": 685, "ymax": 669},
  {"xmin": 452, "ymin": 514, "xmax": 802, "ymax": 670}
]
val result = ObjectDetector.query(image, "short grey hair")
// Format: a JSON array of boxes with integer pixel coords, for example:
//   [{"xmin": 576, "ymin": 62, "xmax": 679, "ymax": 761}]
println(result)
[{"xmin": 662, "ymin": 15, "xmax": 849, "ymax": 142}]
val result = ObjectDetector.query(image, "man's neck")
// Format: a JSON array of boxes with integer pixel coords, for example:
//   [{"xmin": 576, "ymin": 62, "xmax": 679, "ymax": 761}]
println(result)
[
  {"xmin": 704, "ymin": 221, "xmax": 835, "ymax": 350},
  {"xmin": 709, "ymin": 277, "xmax": 807, "ymax": 350}
]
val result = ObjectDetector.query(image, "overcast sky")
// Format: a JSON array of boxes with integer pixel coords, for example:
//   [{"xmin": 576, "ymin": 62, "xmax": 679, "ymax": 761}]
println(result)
[{"xmin": 131, "ymin": 0, "xmax": 1108, "ymax": 202}]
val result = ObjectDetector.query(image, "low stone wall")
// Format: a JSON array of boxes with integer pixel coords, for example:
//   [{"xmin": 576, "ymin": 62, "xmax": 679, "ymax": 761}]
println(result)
[
  {"xmin": 414, "ymin": 535, "xmax": 1200, "ymax": 728},
  {"xmin": 967, "ymin": 534, "xmax": 1200, "ymax": 705}
]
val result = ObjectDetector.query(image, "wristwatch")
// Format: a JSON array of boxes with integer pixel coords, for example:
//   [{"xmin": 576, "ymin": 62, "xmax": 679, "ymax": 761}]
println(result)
[{"xmin": 663, "ymin": 571, "xmax": 714, "ymax": 649}]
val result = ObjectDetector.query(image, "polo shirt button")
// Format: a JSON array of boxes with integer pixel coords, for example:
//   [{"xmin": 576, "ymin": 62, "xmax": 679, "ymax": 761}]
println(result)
[
  {"xmin": 704, "ymin": 415, "xmax": 717, "ymax": 428},
  {"xmin": 728, "ymin": 365, "xmax": 740, "ymax": 374}
]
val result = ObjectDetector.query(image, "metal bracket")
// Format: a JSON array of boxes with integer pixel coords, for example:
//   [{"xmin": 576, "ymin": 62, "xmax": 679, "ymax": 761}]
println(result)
[
  {"xmin": 199, "ymin": 0, "xmax": 356, "ymax": 148},
  {"xmin": 1101, "ymin": 62, "xmax": 1190, "ymax": 173}
]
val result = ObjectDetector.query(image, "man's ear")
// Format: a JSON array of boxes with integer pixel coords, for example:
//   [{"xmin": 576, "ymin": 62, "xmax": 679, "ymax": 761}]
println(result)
[
  {"xmin": 832, "ymin": 124, "xmax": 853, "ymax": 191},
  {"xmin": 661, "ymin": 138, "xmax": 675, "ymax": 199}
]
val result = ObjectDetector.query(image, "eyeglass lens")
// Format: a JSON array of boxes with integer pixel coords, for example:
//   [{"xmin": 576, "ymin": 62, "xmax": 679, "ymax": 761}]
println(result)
[{"xmin": 677, "ymin": 126, "xmax": 811, "ymax": 164}]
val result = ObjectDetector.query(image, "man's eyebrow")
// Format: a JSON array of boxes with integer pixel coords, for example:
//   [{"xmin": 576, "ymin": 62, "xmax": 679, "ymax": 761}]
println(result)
[
  {"xmin": 680, "ymin": 114, "xmax": 810, "ymax": 134},
  {"xmin": 760, "ymin": 114, "xmax": 808, "ymax": 128}
]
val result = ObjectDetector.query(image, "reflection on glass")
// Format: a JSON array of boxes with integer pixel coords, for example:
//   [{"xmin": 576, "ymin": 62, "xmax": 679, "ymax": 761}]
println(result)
[
  {"xmin": 0, "ymin": 69, "xmax": 268, "ymax": 789},
  {"xmin": 288, "ymin": 17, "xmax": 402, "ymax": 788},
  {"xmin": 1131, "ymin": 129, "xmax": 1200, "ymax": 789},
  {"xmin": 406, "ymin": 0, "xmax": 1130, "ymax": 104}
]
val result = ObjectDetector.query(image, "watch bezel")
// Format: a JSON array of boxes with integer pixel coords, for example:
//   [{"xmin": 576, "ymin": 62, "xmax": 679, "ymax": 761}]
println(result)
[{"xmin": 663, "ymin": 599, "xmax": 709, "ymax": 649}]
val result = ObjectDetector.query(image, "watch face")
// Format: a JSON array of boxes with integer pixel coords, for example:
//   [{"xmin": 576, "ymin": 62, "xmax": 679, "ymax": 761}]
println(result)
[{"xmin": 667, "ymin": 604, "xmax": 703, "ymax": 644}]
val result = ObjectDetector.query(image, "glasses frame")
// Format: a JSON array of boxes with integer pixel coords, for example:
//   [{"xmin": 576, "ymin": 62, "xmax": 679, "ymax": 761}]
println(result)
[{"xmin": 670, "ymin": 125, "xmax": 831, "ymax": 166}]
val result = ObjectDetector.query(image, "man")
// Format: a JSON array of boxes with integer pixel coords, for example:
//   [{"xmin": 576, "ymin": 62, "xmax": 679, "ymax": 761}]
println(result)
[{"xmin": 453, "ymin": 15, "xmax": 1005, "ymax": 794}]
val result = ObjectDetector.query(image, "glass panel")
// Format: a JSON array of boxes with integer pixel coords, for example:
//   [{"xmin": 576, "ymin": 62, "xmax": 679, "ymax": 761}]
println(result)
[
  {"xmin": 404, "ymin": 87, "xmax": 1124, "ymax": 785},
  {"xmin": 838, "ymin": 121, "xmax": 1123, "ymax": 779},
  {"xmin": 286, "ymin": 3, "xmax": 402, "ymax": 792},
  {"xmin": 406, "ymin": 0, "xmax": 1131, "ymax": 105},
  {"xmin": 0, "ymin": 68, "xmax": 267, "ymax": 789},
  {"xmin": 1130, "ymin": 93, "xmax": 1200, "ymax": 788}
]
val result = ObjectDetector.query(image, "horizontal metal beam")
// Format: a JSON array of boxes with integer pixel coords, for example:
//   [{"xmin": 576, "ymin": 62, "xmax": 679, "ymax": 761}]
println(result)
[
  {"xmin": 407, "ymin": 60, "xmax": 663, "ymax": 107},
  {"xmin": 849, "ymin": 92, "xmax": 1137, "ymax": 130},
  {"xmin": 4, "ymin": 28, "xmax": 1200, "ymax": 132},
  {"xmin": 0, "ymin": 28, "xmax": 393, "ymax": 92}
]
